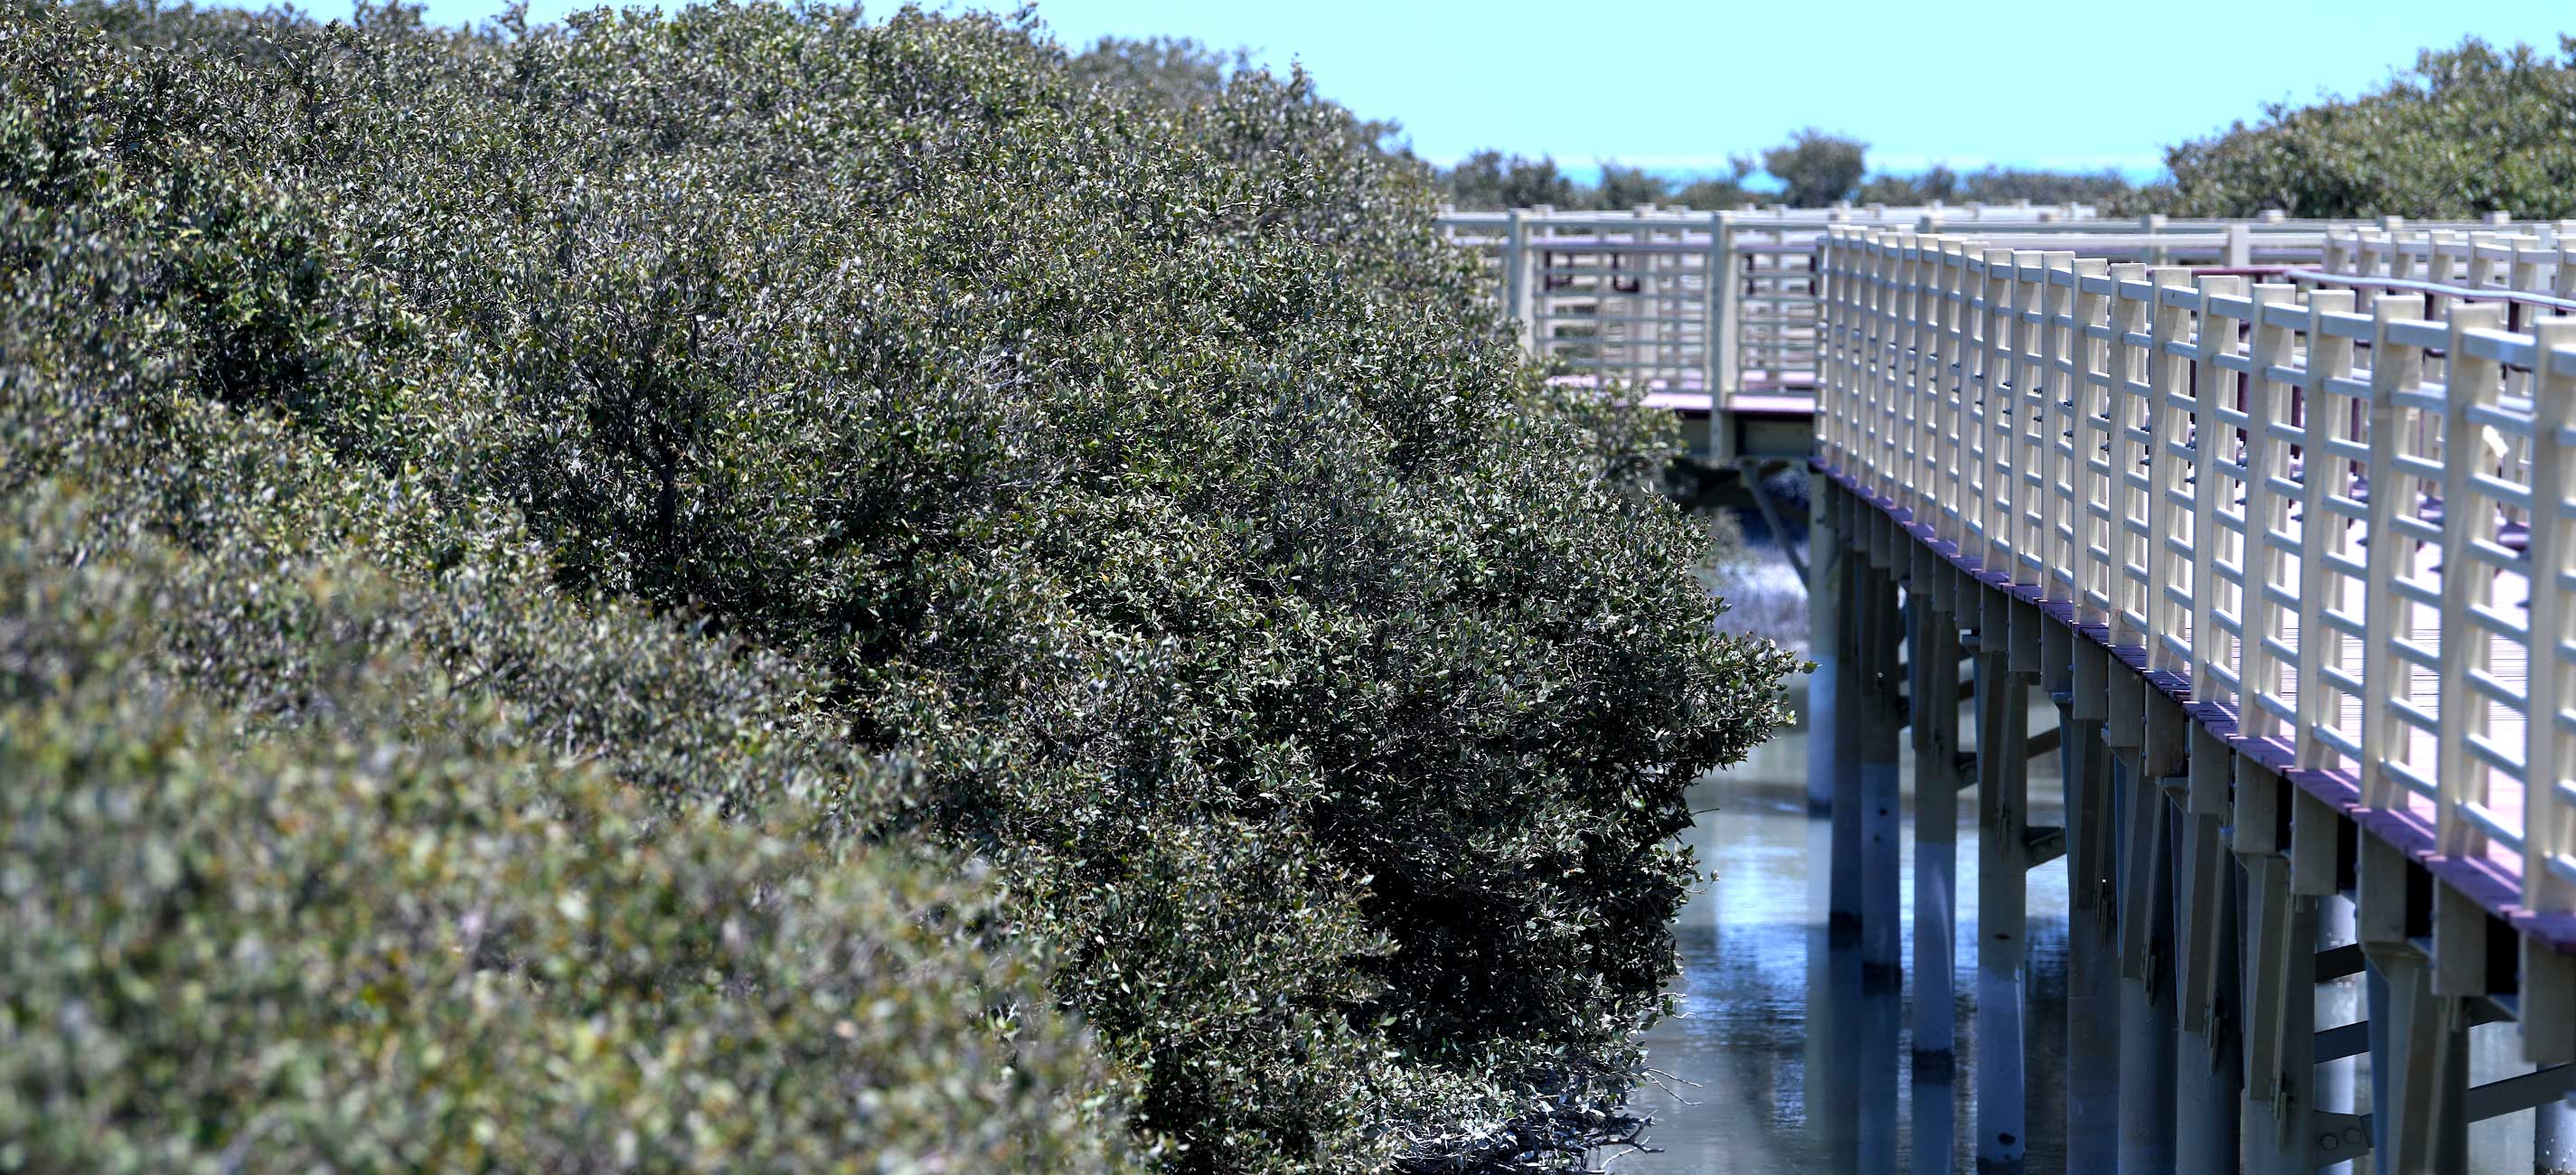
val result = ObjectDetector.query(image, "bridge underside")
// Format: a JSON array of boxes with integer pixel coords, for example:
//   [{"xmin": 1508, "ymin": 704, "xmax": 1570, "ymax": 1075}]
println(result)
[{"xmin": 1811, "ymin": 465, "xmax": 2576, "ymax": 1174}]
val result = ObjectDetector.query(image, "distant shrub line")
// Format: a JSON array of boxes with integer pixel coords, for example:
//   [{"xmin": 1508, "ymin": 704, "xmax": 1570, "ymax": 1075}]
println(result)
[{"xmin": 1444, "ymin": 36, "xmax": 2576, "ymax": 221}]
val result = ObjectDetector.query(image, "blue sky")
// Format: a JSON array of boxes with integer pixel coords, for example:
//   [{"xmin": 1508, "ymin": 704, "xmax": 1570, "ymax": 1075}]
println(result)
[{"xmin": 325, "ymin": 0, "xmax": 2569, "ymax": 180}]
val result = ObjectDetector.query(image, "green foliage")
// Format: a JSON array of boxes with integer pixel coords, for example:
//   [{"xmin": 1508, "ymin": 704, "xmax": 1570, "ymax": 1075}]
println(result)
[
  {"xmin": 1067, "ymin": 34, "xmax": 1406, "ymax": 159},
  {"xmin": 1443, "ymin": 151, "xmax": 1755, "ymax": 213},
  {"xmin": 3, "ymin": 3, "xmax": 1797, "ymax": 1171},
  {"xmin": 1441, "ymin": 128, "xmax": 2139, "ymax": 215},
  {"xmin": 1855, "ymin": 163, "xmax": 2136, "ymax": 209},
  {"xmin": 1440, "ymin": 152, "xmax": 1752, "ymax": 212},
  {"xmin": 1441, "ymin": 149, "xmax": 1582, "ymax": 210},
  {"xmin": 1, "ymin": 52, "xmax": 1123, "ymax": 1165},
  {"xmin": 1856, "ymin": 163, "xmax": 1951, "ymax": 206},
  {"xmin": 1592, "ymin": 161, "xmax": 1669, "ymax": 210},
  {"xmin": 1070, "ymin": 34, "xmax": 1248, "ymax": 108},
  {"xmin": 1760, "ymin": 128, "xmax": 1866, "ymax": 209},
  {"xmin": 0, "ymin": 496, "xmax": 1120, "ymax": 1174},
  {"xmin": 2160, "ymin": 37, "xmax": 2576, "ymax": 219},
  {"xmin": 1951, "ymin": 166, "xmax": 2137, "ymax": 208},
  {"xmin": 1670, "ymin": 158, "xmax": 1758, "ymax": 212}
]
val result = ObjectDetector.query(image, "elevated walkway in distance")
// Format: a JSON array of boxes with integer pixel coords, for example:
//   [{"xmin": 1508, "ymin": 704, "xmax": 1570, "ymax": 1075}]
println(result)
[{"xmin": 1441, "ymin": 203, "xmax": 2576, "ymax": 468}]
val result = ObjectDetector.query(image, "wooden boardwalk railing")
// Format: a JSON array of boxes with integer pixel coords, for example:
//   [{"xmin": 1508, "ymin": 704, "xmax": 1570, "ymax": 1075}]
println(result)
[
  {"xmin": 1438, "ymin": 204, "xmax": 2099, "ymax": 453},
  {"xmin": 1440, "ymin": 206, "xmax": 2576, "ymax": 465},
  {"xmin": 1808, "ymin": 221, "xmax": 2576, "ymax": 1174}
]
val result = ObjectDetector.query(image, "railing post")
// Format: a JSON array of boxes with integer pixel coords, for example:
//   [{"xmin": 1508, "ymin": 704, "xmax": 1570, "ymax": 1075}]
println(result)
[
  {"xmin": 1702, "ymin": 210, "xmax": 1725, "ymax": 416},
  {"xmin": 1634, "ymin": 208, "xmax": 1661, "ymax": 387},
  {"xmin": 1921, "ymin": 235, "xmax": 1956, "ymax": 527},
  {"xmin": 1716, "ymin": 214, "xmax": 1743, "ymax": 411},
  {"xmin": 2434, "ymin": 301, "xmax": 2507, "ymax": 860},
  {"xmin": 2525, "ymin": 322, "xmax": 2576, "ymax": 1175},
  {"xmin": 2011, "ymin": 251, "xmax": 2051, "ymax": 583},
  {"xmin": 2142, "ymin": 267, "xmax": 2197, "ymax": 679},
  {"xmin": 2509, "ymin": 233, "xmax": 2544, "ymax": 297},
  {"xmin": 2358, "ymin": 294, "xmax": 2427, "ymax": 812},
  {"xmin": 1975, "ymin": 248, "xmax": 2016, "ymax": 574},
  {"xmin": 1503, "ymin": 208, "xmax": 1530, "ymax": 352},
  {"xmin": 1819, "ymin": 230, "xmax": 1847, "ymax": 463},
  {"xmin": 2069, "ymin": 259, "xmax": 2112, "ymax": 625},
  {"xmin": 2186, "ymin": 274, "xmax": 2247, "ymax": 705},
  {"xmin": 1881, "ymin": 228, "xmax": 1905, "ymax": 502},
  {"xmin": 1939, "ymin": 240, "xmax": 1976, "ymax": 550},
  {"xmin": 1855, "ymin": 230, "xmax": 1882, "ymax": 496},
  {"xmin": 2292, "ymin": 288, "xmax": 2359, "ymax": 769},
  {"xmin": 2467, "ymin": 230, "xmax": 2502, "ymax": 290},
  {"xmin": 1896, "ymin": 233, "xmax": 1932, "ymax": 517},
  {"xmin": 2040, "ymin": 252, "xmax": 2081, "ymax": 600},
  {"xmin": 2239, "ymin": 282, "xmax": 2299, "ymax": 743},
  {"xmin": 2527, "ymin": 316, "xmax": 2576, "ymax": 919},
  {"xmin": 2375, "ymin": 216, "xmax": 2410, "ymax": 277},
  {"xmin": 2105, "ymin": 264, "xmax": 2154, "ymax": 652}
]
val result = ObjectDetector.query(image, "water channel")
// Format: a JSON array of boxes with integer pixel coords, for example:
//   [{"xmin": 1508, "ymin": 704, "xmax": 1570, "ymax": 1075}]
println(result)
[
  {"xmin": 1610, "ymin": 656, "xmax": 2543, "ymax": 1173},
  {"xmin": 1598, "ymin": 677, "xmax": 2071, "ymax": 1174}
]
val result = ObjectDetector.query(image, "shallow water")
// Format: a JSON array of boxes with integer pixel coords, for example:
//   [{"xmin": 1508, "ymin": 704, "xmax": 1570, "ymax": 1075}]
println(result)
[
  {"xmin": 1600, "ymin": 684, "xmax": 2068, "ymax": 1175},
  {"xmin": 1606, "ymin": 675, "xmax": 2540, "ymax": 1174}
]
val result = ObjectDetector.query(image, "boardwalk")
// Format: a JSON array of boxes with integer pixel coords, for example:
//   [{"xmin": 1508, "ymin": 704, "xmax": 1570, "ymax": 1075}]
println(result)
[
  {"xmin": 1440, "ymin": 205, "xmax": 2549, "ymax": 462},
  {"xmin": 1808, "ymin": 220, "xmax": 2576, "ymax": 1174}
]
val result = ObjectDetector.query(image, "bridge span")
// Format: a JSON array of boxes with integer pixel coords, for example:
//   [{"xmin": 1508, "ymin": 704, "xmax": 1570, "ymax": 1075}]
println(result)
[
  {"xmin": 1806, "ymin": 220, "xmax": 2576, "ymax": 1174},
  {"xmin": 1441, "ymin": 203, "xmax": 2564, "ymax": 458}
]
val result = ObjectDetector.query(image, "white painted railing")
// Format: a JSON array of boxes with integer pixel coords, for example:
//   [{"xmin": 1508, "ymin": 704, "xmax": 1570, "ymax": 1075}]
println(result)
[
  {"xmin": 2325, "ymin": 222, "xmax": 2576, "ymax": 292},
  {"xmin": 1816, "ymin": 223, "xmax": 2576, "ymax": 916},
  {"xmin": 1437, "ymin": 203, "xmax": 2105, "ymax": 434},
  {"xmin": 1444, "ymin": 207, "xmax": 2576, "ymax": 463}
]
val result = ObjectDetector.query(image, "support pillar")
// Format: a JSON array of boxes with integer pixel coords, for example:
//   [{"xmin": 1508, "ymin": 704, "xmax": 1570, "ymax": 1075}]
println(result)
[
  {"xmin": 2115, "ymin": 758, "xmax": 2179, "ymax": 1173},
  {"xmin": 2233, "ymin": 760, "xmax": 2326, "ymax": 1175},
  {"xmin": 2319, "ymin": 895, "xmax": 2358, "ymax": 1175},
  {"xmin": 1856, "ymin": 551, "xmax": 1904, "ymax": 1175},
  {"xmin": 1911, "ymin": 564, "xmax": 1962, "ymax": 1173},
  {"xmin": 1806, "ymin": 476, "xmax": 1857, "ymax": 1175},
  {"xmin": 2171, "ymin": 723, "xmax": 2242, "ymax": 1173},
  {"xmin": 2174, "ymin": 815, "xmax": 2242, "ymax": 1174},
  {"xmin": 1829, "ymin": 493, "xmax": 1865, "ymax": 945},
  {"xmin": 2364, "ymin": 950, "xmax": 2468, "ymax": 1174},
  {"xmin": 2061, "ymin": 642, "xmax": 2119, "ymax": 1175},
  {"xmin": 2362, "ymin": 838, "xmax": 2468, "ymax": 1175},
  {"xmin": 1975, "ymin": 636, "xmax": 2030, "ymax": 1175},
  {"xmin": 2239, "ymin": 852, "xmax": 2319, "ymax": 1175}
]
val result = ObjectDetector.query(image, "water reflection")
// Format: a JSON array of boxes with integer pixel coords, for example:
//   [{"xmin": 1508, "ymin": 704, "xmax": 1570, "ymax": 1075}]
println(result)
[
  {"xmin": 1610, "ymin": 683, "xmax": 2543, "ymax": 1173},
  {"xmin": 1607, "ymin": 685, "xmax": 2069, "ymax": 1173}
]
